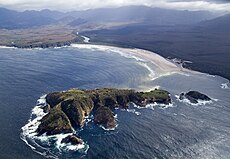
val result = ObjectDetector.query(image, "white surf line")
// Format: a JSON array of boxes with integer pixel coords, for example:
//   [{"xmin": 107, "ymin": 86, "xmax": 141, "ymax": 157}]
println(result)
[
  {"xmin": 70, "ymin": 44, "xmax": 203, "ymax": 79},
  {"xmin": 175, "ymin": 95, "xmax": 213, "ymax": 106},
  {"xmin": 0, "ymin": 45, "xmax": 17, "ymax": 49},
  {"xmin": 81, "ymin": 36, "xmax": 90, "ymax": 43},
  {"xmin": 21, "ymin": 94, "xmax": 88, "ymax": 156},
  {"xmin": 0, "ymin": 43, "xmax": 204, "ymax": 78}
]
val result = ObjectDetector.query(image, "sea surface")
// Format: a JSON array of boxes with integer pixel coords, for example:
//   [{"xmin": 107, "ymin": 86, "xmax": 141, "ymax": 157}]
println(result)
[{"xmin": 0, "ymin": 46, "xmax": 229, "ymax": 159}]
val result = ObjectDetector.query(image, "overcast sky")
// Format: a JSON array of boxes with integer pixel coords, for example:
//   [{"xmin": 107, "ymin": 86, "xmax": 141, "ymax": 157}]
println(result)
[{"xmin": 0, "ymin": 0, "xmax": 230, "ymax": 12}]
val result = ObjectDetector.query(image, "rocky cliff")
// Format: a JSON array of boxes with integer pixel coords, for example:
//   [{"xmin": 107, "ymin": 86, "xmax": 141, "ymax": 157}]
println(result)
[{"xmin": 37, "ymin": 88, "xmax": 171, "ymax": 136}]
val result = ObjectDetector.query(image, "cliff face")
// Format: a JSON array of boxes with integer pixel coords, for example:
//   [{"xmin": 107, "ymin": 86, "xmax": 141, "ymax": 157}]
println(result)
[{"xmin": 37, "ymin": 88, "xmax": 171, "ymax": 136}]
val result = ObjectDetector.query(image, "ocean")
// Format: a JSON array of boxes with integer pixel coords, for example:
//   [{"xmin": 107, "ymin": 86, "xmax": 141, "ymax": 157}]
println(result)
[{"xmin": 0, "ymin": 45, "xmax": 229, "ymax": 159}]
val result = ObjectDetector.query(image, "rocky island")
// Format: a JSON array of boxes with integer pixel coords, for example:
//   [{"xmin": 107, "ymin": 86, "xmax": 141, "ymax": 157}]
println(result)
[
  {"xmin": 37, "ymin": 88, "xmax": 171, "ymax": 145},
  {"xmin": 179, "ymin": 91, "xmax": 211, "ymax": 104}
]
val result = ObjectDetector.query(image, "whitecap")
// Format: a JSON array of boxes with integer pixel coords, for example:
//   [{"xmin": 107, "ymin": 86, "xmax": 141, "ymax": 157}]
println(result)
[
  {"xmin": 126, "ymin": 109, "xmax": 141, "ymax": 116},
  {"xmin": 54, "ymin": 133, "xmax": 87, "ymax": 152},
  {"xmin": 132, "ymin": 102, "xmax": 173, "ymax": 110},
  {"xmin": 21, "ymin": 95, "xmax": 89, "ymax": 158},
  {"xmin": 99, "ymin": 124, "xmax": 118, "ymax": 131},
  {"xmin": 221, "ymin": 82, "xmax": 229, "ymax": 89},
  {"xmin": 97, "ymin": 113, "xmax": 119, "ymax": 131},
  {"xmin": 0, "ymin": 45, "xmax": 18, "ymax": 49},
  {"xmin": 84, "ymin": 115, "xmax": 93, "ymax": 126}
]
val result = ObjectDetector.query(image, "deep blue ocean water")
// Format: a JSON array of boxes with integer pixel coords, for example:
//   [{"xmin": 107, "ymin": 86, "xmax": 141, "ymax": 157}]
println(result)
[{"xmin": 0, "ymin": 46, "xmax": 230, "ymax": 159}]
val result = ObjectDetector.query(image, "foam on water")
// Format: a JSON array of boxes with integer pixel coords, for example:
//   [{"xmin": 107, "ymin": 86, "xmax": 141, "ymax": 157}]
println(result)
[
  {"xmin": 221, "ymin": 82, "xmax": 229, "ymax": 89},
  {"xmin": 175, "ymin": 95, "xmax": 213, "ymax": 106},
  {"xmin": 70, "ymin": 44, "xmax": 180, "ymax": 82},
  {"xmin": 121, "ymin": 108, "xmax": 141, "ymax": 116},
  {"xmin": 98, "ymin": 113, "xmax": 119, "ymax": 131},
  {"xmin": 11, "ymin": 44, "xmax": 228, "ymax": 159},
  {"xmin": 84, "ymin": 115, "xmax": 93, "ymax": 126},
  {"xmin": 0, "ymin": 45, "xmax": 17, "ymax": 49},
  {"xmin": 129, "ymin": 101, "xmax": 174, "ymax": 112},
  {"xmin": 54, "ymin": 133, "xmax": 87, "ymax": 152},
  {"xmin": 99, "ymin": 124, "xmax": 119, "ymax": 131},
  {"xmin": 20, "ymin": 95, "xmax": 89, "ymax": 158}
]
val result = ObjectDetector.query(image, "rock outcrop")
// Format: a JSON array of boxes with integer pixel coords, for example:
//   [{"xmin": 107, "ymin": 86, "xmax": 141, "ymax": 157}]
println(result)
[
  {"xmin": 61, "ymin": 135, "xmax": 83, "ymax": 145},
  {"xmin": 179, "ymin": 91, "xmax": 211, "ymax": 104},
  {"xmin": 37, "ymin": 105, "xmax": 73, "ymax": 135},
  {"xmin": 37, "ymin": 88, "xmax": 171, "ymax": 136},
  {"xmin": 94, "ymin": 106, "xmax": 117, "ymax": 129}
]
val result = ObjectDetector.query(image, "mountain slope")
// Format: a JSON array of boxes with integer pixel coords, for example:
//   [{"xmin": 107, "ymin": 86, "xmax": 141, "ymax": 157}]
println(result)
[
  {"xmin": 68, "ymin": 6, "xmax": 215, "ymax": 25},
  {"xmin": 83, "ymin": 13, "xmax": 230, "ymax": 80},
  {"xmin": 195, "ymin": 13, "xmax": 230, "ymax": 32},
  {"xmin": 0, "ymin": 8, "xmax": 57, "ymax": 29},
  {"xmin": 0, "ymin": 6, "xmax": 216, "ymax": 29}
]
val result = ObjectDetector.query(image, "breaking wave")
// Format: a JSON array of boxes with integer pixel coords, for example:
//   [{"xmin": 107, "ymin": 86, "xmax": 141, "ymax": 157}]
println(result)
[
  {"xmin": 20, "ymin": 95, "xmax": 89, "ymax": 158},
  {"xmin": 175, "ymin": 95, "xmax": 214, "ymax": 106}
]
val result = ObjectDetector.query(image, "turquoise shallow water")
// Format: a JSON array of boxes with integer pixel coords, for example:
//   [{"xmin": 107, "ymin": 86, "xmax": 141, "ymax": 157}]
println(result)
[{"xmin": 0, "ymin": 46, "xmax": 229, "ymax": 159}]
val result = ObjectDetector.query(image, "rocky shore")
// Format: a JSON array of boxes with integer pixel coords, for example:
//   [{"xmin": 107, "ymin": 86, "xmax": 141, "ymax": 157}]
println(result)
[{"xmin": 36, "ymin": 88, "xmax": 171, "ymax": 144}]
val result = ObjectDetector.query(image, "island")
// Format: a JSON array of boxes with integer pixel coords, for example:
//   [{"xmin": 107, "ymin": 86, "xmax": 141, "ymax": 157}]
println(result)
[
  {"xmin": 37, "ymin": 88, "xmax": 171, "ymax": 145},
  {"xmin": 179, "ymin": 91, "xmax": 211, "ymax": 104}
]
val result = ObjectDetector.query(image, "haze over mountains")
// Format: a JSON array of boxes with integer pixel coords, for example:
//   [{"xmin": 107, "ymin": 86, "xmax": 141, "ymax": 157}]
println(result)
[
  {"xmin": 0, "ymin": 6, "xmax": 218, "ymax": 29},
  {"xmin": 0, "ymin": 5, "xmax": 229, "ymax": 80}
]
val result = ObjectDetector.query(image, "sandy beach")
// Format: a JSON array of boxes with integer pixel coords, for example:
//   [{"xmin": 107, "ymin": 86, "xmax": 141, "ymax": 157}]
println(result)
[
  {"xmin": 0, "ymin": 43, "xmax": 203, "ymax": 80},
  {"xmin": 71, "ymin": 44, "xmax": 203, "ymax": 80}
]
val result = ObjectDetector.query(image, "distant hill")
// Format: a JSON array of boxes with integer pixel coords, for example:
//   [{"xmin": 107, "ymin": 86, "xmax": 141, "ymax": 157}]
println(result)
[
  {"xmin": 0, "ymin": 6, "xmax": 216, "ymax": 29},
  {"xmin": 195, "ymin": 13, "xmax": 230, "ymax": 32},
  {"xmin": 68, "ymin": 18, "xmax": 87, "ymax": 26},
  {"xmin": 83, "ymin": 13, "xmax": 230, "ymax": 80},
  {"xmin": 67, "ymin": 6, "xmax": 215, "ymax": 26},
  {"xmin": 0, "ymin": 8, "xmax": 57, "ymax": 29}
]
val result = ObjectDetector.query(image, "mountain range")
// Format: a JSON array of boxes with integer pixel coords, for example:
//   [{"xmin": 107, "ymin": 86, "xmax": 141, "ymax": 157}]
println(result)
[
  {"xmin": 0, "ymin": 5, "xmax": 229, "ymax": 80},
  {"xmin": 0, "ymin": 6, "xmax": 218, "ymax": 29}
]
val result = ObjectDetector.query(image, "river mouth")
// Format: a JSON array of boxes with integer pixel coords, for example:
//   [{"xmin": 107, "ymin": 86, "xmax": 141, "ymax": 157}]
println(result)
[{"xmin": 0, "ymin": 45, "xmax": 229, "ymax": 159}]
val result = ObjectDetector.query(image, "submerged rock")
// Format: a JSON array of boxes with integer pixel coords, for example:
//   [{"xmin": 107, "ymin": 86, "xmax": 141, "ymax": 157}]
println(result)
[
  {"xmin": 37, "ymin": 88, "xmax": 171, "ymax": 135},
  {"xmin": 179, "ymin": 91, "xmax": 211, "ymax": 104}
]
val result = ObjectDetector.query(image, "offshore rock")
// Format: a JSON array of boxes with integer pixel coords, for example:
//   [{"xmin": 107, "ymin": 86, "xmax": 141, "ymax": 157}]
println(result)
[
  {"xmin": 61, "ymin": 135, "xmax": 83, "ymax": 145},
  {"xmin": 179, "ymin": 91, "xmax": 211, "ymax": 104}
]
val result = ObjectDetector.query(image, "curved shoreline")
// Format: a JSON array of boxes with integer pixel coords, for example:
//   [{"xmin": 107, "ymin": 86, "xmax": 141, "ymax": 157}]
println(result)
[
  {"xmin": 70, "ymin": 44, "xmax": 204, "ymax": 78},
  {"xmin": 0, "ymin": 43, "xmax": 229, "ymax": 84},
  {"xmin": 14, "ymin": 44, "xmax": 229, "ymax": 158}
]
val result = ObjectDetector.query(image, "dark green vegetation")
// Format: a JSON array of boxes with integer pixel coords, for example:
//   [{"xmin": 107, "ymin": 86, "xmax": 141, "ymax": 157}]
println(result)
[
  {"xmin": 0, "ymin": 6, "xmax": 215, "ymax": 48},
  {"xmin": 83, "ymin": 15, "xmax": 230, "ymax": 80},
  {"xmin": 179, "ymin": 91, "xmax": 211, "ymax": 104},
  {"xmin": 0, "ymin": 6, "xmax": 229, "ymax": 79},
  {"xmin": 37, "ymin": 88, "xmax": 171, "ymax": 136}
]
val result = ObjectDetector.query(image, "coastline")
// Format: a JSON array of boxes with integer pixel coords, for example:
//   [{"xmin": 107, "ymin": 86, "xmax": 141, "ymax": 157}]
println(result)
[
  {"xmin": 2, "ymin": 41, "xmax": 227, "ymax": 158},
  {"xmin": 0, "ymin": 43, "xmax": 229, "ymax": 84},
  {"xmin": 70, "ymin": 44, "xmax": 204, "ymax": 78}
]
